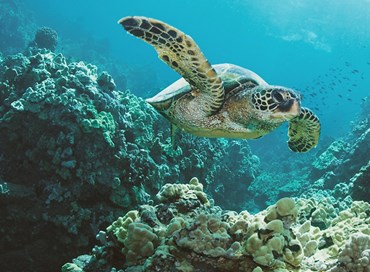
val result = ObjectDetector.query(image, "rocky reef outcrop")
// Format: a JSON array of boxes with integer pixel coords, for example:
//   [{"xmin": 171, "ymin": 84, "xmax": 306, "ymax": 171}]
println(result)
[
  {"xmin": 243, "ymin": 93, "xmax": 370, "ymax": 213},
  {"xmin": 0, "ymin": 49, "xmax": 258, "ymax": 271},
  {"xmin": 0, "ymin": 8, "xmax": 369, "ymax": 270},
  {"xmin": 29, "ymin": 26, "xmax": 59, "ymax": 52},
  {"xmin": 302, "ymin": 95, "xmax": 370, "ymax": 204},
  {"xmin": 62, "ymin": 178, "xmax": 370, "ymax": 272}
]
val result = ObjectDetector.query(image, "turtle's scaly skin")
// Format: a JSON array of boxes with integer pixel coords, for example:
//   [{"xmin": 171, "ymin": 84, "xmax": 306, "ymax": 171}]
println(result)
[
  {"xmin": 119, "ymin": 16, "xmax": 321, "ymax": 152},
  {"xmin": 288, "ymin": 108, "xmax": 321, "ymax": 152},
  {"xmin": 119, "ymin": 16, "xmax": 224, "ymax": 115}
]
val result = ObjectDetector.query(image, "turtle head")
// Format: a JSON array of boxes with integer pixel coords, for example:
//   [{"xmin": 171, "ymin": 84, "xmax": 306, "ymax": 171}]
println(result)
[{"xmin": 251, "ymin": 86, "xmax": 301, "ymax": 122}]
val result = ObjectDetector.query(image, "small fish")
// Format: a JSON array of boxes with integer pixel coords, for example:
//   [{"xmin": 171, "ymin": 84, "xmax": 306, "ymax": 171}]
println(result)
[
  {"xmin": 347, "ymin": 98, "xmax": 352, "ymax": 101},
  {"xmin": 351, "ymin": 69, "xmax": 359, "ymax": 74},
  {"xmin": 338, "ymin": 94, "xmax": 343, "ymax": 98}
]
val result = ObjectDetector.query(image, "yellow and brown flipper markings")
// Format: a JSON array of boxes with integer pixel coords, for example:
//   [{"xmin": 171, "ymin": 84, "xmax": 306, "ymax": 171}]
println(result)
[
  {"xmin": 119, "ymin": 16, "xmax": 225, "ymax": 115},
  {"xmin": 288, "ymin": 107, "xmax": 321, "ymax": 152}
]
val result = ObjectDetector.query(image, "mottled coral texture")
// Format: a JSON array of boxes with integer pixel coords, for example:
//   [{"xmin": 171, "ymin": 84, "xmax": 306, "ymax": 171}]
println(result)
[
  {"xmin": 62, "ymin": 178, "xmax": 370, "ymax": 272},
  {"xmin": 0, "ymin": 49, "xmax": 257, "ymax": 271},
  {"xmin": 33, "ymin": 26, "xmax": 59, "ymax": 51}
]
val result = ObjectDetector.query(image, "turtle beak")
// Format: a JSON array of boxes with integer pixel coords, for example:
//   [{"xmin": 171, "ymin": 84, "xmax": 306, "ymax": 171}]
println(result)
[
  {"xmin": 289, "ymin": 98, "xmax": 301, "ymax": 116},
  {"xmin": 271, "ymin": 99, "xmax": 301, "ymax": 120}
]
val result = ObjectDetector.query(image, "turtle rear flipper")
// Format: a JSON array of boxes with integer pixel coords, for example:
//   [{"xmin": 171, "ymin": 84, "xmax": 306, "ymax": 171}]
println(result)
[
  {"xmin": 287, "ymin": 107, "xmax": 320, "ymax": 152},
  {"xmin": 119, "ymin": 16, "xmax": 224, "ymax": 115}
]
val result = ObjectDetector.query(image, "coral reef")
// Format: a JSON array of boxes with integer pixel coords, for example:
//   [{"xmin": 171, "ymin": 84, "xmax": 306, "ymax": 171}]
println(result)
[
  {"xmin": 0, "ymin": 7, "xmax": 368, "ymax": 270},
  {"xmin": 329, "ymin": 233, "xmax": 370, "ymax": 272},
  {"xmin": 0, "ymin": 49, "xmax": 258, "ymax": 271},
  {"xmin": 247, "ymin": 93, "xmax": 369, "ymax": 212},
  {"xmin": 0, "ymin": 3, "xmax": 368, "ymax": 272},
  {"xmin": 298, "ymin": 200, "xmax": 370, "ymax": 271},
  {"xmin": 300, "ymin": 95, "xmax": 370, "ymax": 205},
  {"xmin": 31, "ymin": 26, "xmax": 59, "ymax": 51},
  {"xmin": 62, "ymin": 178, "xmax": 370, "ymax": 272}
]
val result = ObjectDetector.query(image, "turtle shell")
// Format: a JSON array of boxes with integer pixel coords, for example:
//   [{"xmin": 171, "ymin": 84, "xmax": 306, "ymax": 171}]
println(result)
[{"xmin": 146, "ymin": 63, "xmax": 268, "ymax": 105}]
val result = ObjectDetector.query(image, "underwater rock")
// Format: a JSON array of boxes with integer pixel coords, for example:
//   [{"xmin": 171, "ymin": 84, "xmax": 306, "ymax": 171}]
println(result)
[
  {"xmin": 350, "ymin": 160, "xmax": 370, "ymax": 201},
  {"xmin": 0, "ymin": 49, "xmax": 259, "ymax": 271},
  {"xmin": 311, "ymin": 140, "xmax": 349, "ymax": 179},
  {"xmin": 97, "ymin": 71, "xmax": 116, "ymax": 92},
  {"xmin": 246, "ymin": 92, "xmax": 369, "ymax": 213},
  {"xmin": 31, "ymin": 26, "xmax": 59, "ymax": 51},
  {"xmin": 294, "ymin": 95, "xmax": 370, "ymax": 217},
  {"xmin": 62, "ymin": 178, "xmax": 369, "ymax": 272}
]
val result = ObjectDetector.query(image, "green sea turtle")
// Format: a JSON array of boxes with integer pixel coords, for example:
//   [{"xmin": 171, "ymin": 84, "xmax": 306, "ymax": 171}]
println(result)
[{"xmin": 119, "ymin": 16, "xmax": 320, "ymax": 152}]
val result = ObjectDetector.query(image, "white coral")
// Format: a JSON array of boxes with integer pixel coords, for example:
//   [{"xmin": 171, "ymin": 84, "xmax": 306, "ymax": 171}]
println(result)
[{"xmin": 329, "ymin": 233, "xmax": 370, "ymax": 272}]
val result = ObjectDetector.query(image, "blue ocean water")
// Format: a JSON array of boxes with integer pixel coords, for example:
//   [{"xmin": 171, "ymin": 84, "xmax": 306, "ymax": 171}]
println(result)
[
  {"xmin": 22, "ymin": 0, "xmax": 369, "ymax": 154},
  {"xmin": 0, "ymin": 0, "xmax": 358, "ymax": 172},
  {"xmin": 19, "ymin": 0, "xmax": 370, "ymax": 166}
]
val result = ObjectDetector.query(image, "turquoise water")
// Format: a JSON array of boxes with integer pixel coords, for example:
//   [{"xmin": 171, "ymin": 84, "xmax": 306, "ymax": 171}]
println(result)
[
  {"xmin": 1, "ymin": 1, "xmax": 369, "ymax": 270},
  {"xmin": 23, "ymin": 0, "xmax": 370, "ymax": 143}
]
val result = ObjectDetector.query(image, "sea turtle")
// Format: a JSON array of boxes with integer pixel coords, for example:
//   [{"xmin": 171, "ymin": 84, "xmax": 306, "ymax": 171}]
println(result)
[{"xmin": 118, "ymin": 16, "xmax": 320, "ymax": 152}]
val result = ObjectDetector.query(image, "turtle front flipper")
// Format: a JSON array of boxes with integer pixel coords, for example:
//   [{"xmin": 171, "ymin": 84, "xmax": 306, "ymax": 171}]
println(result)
[
  {"xmin": 119, "ymin": 16, "xmax": 224, "ymax": 115},
  {"xmin": 287, "ymin": 107, "xmax": 321, "ymax": 152}
]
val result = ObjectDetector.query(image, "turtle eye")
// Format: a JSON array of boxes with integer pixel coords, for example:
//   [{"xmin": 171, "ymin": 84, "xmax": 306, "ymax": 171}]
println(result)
[{"xmin": 272, "ymin": 90, "xmax": 285, "ymax": 103}]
